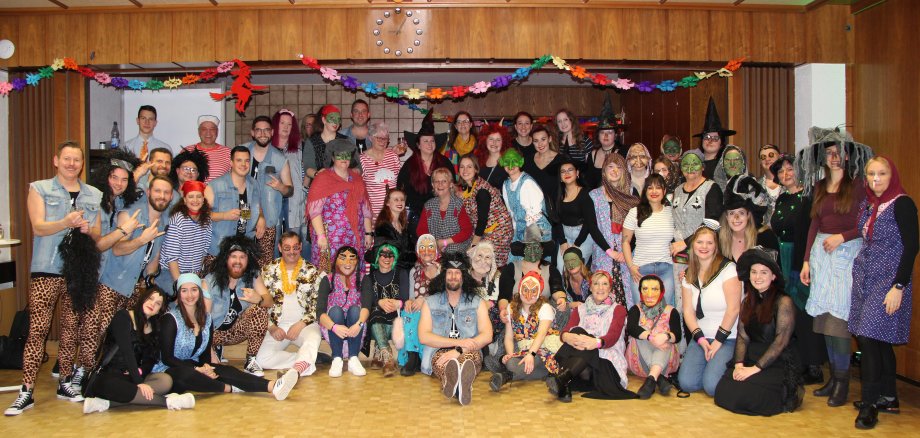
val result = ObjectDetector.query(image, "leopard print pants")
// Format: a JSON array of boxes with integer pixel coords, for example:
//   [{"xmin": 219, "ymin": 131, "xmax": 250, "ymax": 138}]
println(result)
[
  {"xmin": 69, "ymin": 284, "xmax": 128, "ymax": 372},
  {"xmin": 257, "ymin": 226, "xmax": 277, "ymax": 269},
  {"xmin": 22, "ymin": 275, "xmax": 78, "ymax": 386},
  {"xmin": 212, "ymin": 305, "xmax": 269, "ymax": 356}
]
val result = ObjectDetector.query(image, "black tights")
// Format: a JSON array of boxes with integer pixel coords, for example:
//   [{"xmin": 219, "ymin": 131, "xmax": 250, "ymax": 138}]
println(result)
[
  {"xmin": 556, "ymin": 327, "xmax": 596, "ymax": 380},
  {"xmin": 166, "ymin": 364, "xmax": 269, "ymax": 394},
  {"xmin": 856, "ymin": 336, "xmax": 897, "ymax": 403}
]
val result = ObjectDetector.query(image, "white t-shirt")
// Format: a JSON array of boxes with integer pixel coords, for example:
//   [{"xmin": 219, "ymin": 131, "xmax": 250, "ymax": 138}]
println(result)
[
  {"xmin": 623, "ymin": 207, "xmax": 676, "ymax": 266},
  {"xmin": 507, "ymin": 302, "xmax": 555, "ymax": 322},
  {"xmin": 682, "ymin": 262, "xmax": 738, "ymax": 339},
  {"xmin": 277, "ymin": 293, "xmax": 306, "ymax": 329}
]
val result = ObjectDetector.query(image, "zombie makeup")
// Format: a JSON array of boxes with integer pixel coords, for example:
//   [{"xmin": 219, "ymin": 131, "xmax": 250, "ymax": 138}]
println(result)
[
  {"xmin": 663, "ymin": 138, "xmax": 682, "ymax": 159},
  {"xmin": 681, "ymin": 153, "xmax": 703, "ymax": 174},
  {"xmin": 723, "ymin": 149, "xmax": 745, "ymax": 177},
  {"xmin": 523, "ymin": 242, "xmax": 543, "ymax": 263}
]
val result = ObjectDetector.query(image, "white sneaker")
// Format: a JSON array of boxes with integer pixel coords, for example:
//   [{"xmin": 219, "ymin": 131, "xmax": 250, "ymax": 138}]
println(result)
[
  {"xmin": 348, "ymin": 356, "xmax": 366, "ymax": 377},
  {"xmin": 165, "ymin": 393, "xmax": 196, "ymax": 410},
  {"xmin": 329, "ymin": 357, "xmax": 343, "ymax": 378},
  {"xmin": 272, "ymin": 369, "xmax": 298, "ymax": 401},
  {"xmin": 82, "ymin": 397, "xmax": 110, "ymax": 414}
]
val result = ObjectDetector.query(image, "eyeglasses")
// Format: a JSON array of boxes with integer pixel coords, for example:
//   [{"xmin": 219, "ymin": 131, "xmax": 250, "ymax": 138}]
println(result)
[
  {"xmin": 373, "ymin": 136, "xmax": 390, "ymax": 142},
  {"xmin": 181, "ymin": 167, "xmax": 199, "ymax": 174},
  {"xmin": 703, "ymin": 134, "xmax": 721, "ymax": 141},
  {"xmin": 379, "ymin": 251, "xmax": 396, "ymax": 259},
  {"xmin": 253, "ymin": 128, "xmax": 272, "ymax": 134},
  {"xmin": 281, "ymin": 245, "xmax": 302, "ymax": 252}
]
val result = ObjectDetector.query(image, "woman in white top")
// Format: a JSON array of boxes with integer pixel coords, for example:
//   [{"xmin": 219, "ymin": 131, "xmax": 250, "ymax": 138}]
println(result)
[
  {"xmin": 677, "ymin": 225, "xmax": 742, "ymax": 396},
  {"xmin": 622, "ymin": 174, "xmax": 676, "ymax": 308}
]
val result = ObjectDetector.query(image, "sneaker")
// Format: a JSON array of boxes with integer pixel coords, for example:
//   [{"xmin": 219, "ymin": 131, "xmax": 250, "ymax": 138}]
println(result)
[
  {"xmin": 244, "ymin": 355, "xmax": 264, "ymax": 377},
  {"xmin": 329, "ymin": 357, "xmax": 343, "ymax": 378},
  {"xmin": 57, "ymin": 380, "xmax": 84, "ymax": 402},
  {"xmin": 230, "ymin": 386, "xmax": 244, "ymax": 393},
  {"xmin": 441, "ymin": 358, "xmax": 460, "ymax": 399},
  {"xmin": 165, "ymin": 393, "xmax": 196, "ymax": 410},
  {"xmin": 458, "ymin": 359, "xmax": 476, "ymax": 406},
  {"xmin": 214, "ymin": 345, "xmax": 227, "ymax": 363},
  {"xmin": 348, "ymin": 356, "xmax": 366, "ymax": 377},
  {"xmin": 51, "ymin": 360, "xmax": 61, "ymax": 379},
  {"xmin": 70, "ymin": 366, "xmax": 87, "ymax": 391},
  {"xmin": 82, "ymin": 397, "xmax": 110, "ymax": 414},
  {"xmin": 4, "ymin": 386, "xmax": 34, "ymax": 416},
  {"xmin": 294, "ymin": 361, "xmax": 315, "ymax": 377},
  {"xmin": 272, "ymin": 369, "xmax": 298, "ymax": 401}
]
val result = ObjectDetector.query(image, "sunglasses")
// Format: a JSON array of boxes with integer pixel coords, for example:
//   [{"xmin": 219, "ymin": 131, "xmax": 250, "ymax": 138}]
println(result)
[{"xmin": 379, "ymin": 251, "xmax": 395, "ymax": 259}]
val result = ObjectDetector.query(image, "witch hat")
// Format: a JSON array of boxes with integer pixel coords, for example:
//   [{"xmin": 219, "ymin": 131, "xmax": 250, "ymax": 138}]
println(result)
[
  {"xmin": 596, "ymin": 93, "xmax": 617, "ymax": 131},
  {"xmin": 693, "ymin": 97, "xmax": 735, "ymax": 138},
  {"xmin": 403, "ymin": 110, "xmax": 448, "ymax": 150}
]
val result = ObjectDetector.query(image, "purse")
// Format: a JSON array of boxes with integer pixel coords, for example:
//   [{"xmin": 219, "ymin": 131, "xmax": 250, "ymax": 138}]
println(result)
[{"xmin": 80, "ymin": 338, "xmax": 119, "ymax": 399}]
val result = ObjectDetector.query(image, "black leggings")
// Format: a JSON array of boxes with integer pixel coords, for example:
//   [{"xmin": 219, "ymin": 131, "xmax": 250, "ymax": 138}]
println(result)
[
  {"xmin": 555, "ymin": 327, "xmax": 596, "ymax": 380},
  {"xmin": 166, "ymin": 364, "xmax": 269, "ymax": 394},
  {"xmin": 89, "ymin": 370, "xmax": 172, "ymax": 406},
  {"xmin": 856, "ymin": 336, "xmax": 897, "ymax": 402}
]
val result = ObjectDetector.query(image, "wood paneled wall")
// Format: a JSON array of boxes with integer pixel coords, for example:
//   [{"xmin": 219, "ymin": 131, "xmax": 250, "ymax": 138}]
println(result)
[
  {"xmin": 8, "ymin": 72, "xmax": 86, "ymax": 337},
  {"xmin": 617, "ymin": 70, "xmax": 729, "ymax": 159},
  {"xmin": 0, "ymin": 5, "xmax": 850, "ymax": 68},
  {"xmin": 850, "ymin": 0, "xmax": 920, "ymax": 381},
  {"xmin": 738, "ymin": 66, "xmax": 795, "ymax": 179}
]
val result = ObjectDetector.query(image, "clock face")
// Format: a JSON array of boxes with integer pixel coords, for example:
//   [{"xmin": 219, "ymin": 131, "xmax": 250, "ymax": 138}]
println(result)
[
  {"xmin": 0, "ymin": 40, "xmax": 15, "ymax": 60},
  {"xmin": 372, "ymin": 8, "xmax": 423, "ymax": 57}
]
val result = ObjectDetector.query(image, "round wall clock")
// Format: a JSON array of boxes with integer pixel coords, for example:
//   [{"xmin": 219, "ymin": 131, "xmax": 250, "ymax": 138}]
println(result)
[
  {"xmin": 372, "ymin": 8, "xmax": 423, "ymax": 57},
  {"xmin": 0, "ymin": 40, "xmax": 15, "ymax": 60}
]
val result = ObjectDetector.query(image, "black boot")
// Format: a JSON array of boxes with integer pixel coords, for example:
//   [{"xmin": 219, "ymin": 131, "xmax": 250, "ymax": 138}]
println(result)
[
  {"xmin": 813, "ymin": 368, "xmax": 835, "ymax": 397},
  {"xmin": 637, "ymin": 376, "xmax": 657, "ymax": 400},
  {"xmin": 828, "ymin": 371, "xmax": 850, "ymax": 407},
  {"xmin": 657, "ymin": 374, "xmax": 673, "ymax": 396},
  {"xmin": 546, "ymin": 369, "xmax": 574, "ymax": 403},
  {"xmin": 490, "ymin": 371, "xmax": 514, "ymax": 392},
  {"xmin": 855, "ymin": 404, "xmax": 879, "ymax": 429},
  {"xmin": 854, "ymin": 397, "xmax": 900, "ymax": 414},
  {"xmin": 401, "ymin": 352, "xmax": 419, "ymax": 377},
  {"xmin": 803, "ymin": 365, "xmax": 824, "ymax": 385}
]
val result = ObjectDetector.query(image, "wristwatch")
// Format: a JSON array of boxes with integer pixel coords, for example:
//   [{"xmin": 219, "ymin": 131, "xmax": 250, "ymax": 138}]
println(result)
[
  {"xmin": 529, "ymin": 351, "xmax": 538, "ymax": 357},
  {"xmin": 894, "ymin": 283, "xmax": 905, "ymax": 290}
]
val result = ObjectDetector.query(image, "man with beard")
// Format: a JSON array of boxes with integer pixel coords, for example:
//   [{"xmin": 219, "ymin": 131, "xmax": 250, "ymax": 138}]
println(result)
[
  {"xmin": 247, "ymin": 116, "xmax": 293, "ymax": 267},
  {"xmin": 73, "ymin": 176, "xmax": 175, "ymax": 388},
  {"xmin": 206, "ymin": 235, "xmax": 273, "ymax": 376},
  {"xmin": 341, "ymin": 99, "xmax": 371, "ymax": 153},
  {"xmin": 418, "ymin": 252, "xmax": 492, "ymax": 406},
  {"xmin": 255, "ymin": 231, "xmax": 327, "ymax": 377},
  {"xmin": 134, "ymin": 147, "xmax": 173, "ymax": 191}
]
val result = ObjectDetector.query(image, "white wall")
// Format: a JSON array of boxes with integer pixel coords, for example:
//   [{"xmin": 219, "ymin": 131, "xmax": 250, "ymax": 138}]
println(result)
[
  {"xmin": 0, "ymin": 70, "xmax": 11, "ymax": 289},
  {"xmin": 794, "ymin": 64, "xmax": 847, "ymax": 151},
  {"xmin": 89, "ymin": 81, "xmax": 123, "ymax": 150}
]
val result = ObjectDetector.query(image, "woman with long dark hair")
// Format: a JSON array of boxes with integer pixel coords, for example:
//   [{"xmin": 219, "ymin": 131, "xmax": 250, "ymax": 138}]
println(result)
[
  {"xmin": 523, "ymin": 125, "xmax": 566, "ymax": 205},
  {"xmin": 83, "ymin": 287, "xmax": 196, "ymax": 413},
  {"xmin": 555, "ymin": 160, "xmax": 600, "ymax": 273},
  {"xmin": 397, "ymin": 118, "xmax": 454, "ymax": 234},
  {"xmin": 373, "ymin": 189, "xmax": 415, "ymax": 270},
  {"xmin": 715, "ymin": 247, "xmax": 803, "ymax": 416},
  {"xmin": 627, "ymin": 274, "xmax": 681, "ymax": 400},
  {"xmin": 443, "ymin": 110, "xmax": 478, "ymax": 172}
]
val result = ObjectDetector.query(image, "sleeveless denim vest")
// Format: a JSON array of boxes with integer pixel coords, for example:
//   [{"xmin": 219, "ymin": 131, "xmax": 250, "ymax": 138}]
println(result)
[
  {"xmin": 29, "ymin": 178, "xmax": 103, "ymax": 274},
  {"xmin": 99, "ymin": 197, "xmax": 169, "ymax": 297},
  {"xmin": 205, "ymin": 272, "xmax": 254, "ymax": 330},
  {"xmin": 247, "ymin": 141, "xmax": 288, "ymax": 227},
  {"xmin": 421, "ymin": 292, "xmax": 482, "ymax": 375},
  {"xmin": 152, "ymin": 308, "xmax": 212, "ymax": 373},
  {"xmin": 208, "ymin": 172, "xmax": 262, "ymax": 255}
]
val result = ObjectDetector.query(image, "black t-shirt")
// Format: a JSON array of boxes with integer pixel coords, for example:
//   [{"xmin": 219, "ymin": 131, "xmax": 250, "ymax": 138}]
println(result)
[
  {"xmin": 237, "ymin": 190, "xmax": 248, "ymax": 234},
  {"xmin": 218, "ymin": 287, "xmax": 243, "ymax": 331}
]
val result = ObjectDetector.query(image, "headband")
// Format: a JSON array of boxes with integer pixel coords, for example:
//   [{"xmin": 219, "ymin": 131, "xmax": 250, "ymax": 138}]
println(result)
[
  {"xmin": 520, "ymin": 271, "xmax": 545, "ymax": 294},
  {"xmin": 110, "ymin": 158, "xmax": 134, "ymax": 172},
  {"xmin": 176, "ymin": 273, "xmax": 202, "ymax": 290},
  {"xmin": 181, "ymin": 180, "xmax": 207, "ymax": 196}
]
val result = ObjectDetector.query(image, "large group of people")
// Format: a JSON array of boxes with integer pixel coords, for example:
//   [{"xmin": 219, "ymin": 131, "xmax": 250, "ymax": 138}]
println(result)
[{"xmin": 4, "ymin": 98, "xmax": 916, "ymax": 432}]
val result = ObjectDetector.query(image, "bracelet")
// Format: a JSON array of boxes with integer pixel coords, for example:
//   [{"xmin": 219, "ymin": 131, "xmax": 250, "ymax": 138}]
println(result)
[
  {"xmin": 454, "ymin": 346, "xmax": 463, "ymax": 354},
  {"xmin": 116, "ymin": 226, "xmax": 128, "ymax": 236},
  {"xmin": 331, "ymin": 324, "xmax": 337, "ymax": 332},
  {"xmin": 715, "ymin": 326, "xmax": 731, "ymax": 343},
  {"xmin": 596, "ymin": 338, "xmax": 603, "ymax": 348},
  {"xmin": 691, "ymin": 328, "xmax": 704, "ymax": 342}
]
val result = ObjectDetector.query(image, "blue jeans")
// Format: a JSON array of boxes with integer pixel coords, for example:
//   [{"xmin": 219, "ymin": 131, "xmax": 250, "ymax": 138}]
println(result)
[
  {"xmin": 678, "ymin": 337, "xmax": 736, "ymax": 396},
  {"xmin": 630, "ymin": 262, "xmax": 675, "ymax": 309},
  {"xmin": 328, "ymin": 305, "xmax": 362, "ymax": 358}
]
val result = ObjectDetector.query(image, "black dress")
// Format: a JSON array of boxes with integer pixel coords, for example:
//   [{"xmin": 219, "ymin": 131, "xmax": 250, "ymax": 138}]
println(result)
[
  {"xmin": 87, "ymin": 310, "xmax": 161, "ymax": 402},
  {"xmin": 714, "ymin": 294, "xmax": 803, "ymax": 416}
]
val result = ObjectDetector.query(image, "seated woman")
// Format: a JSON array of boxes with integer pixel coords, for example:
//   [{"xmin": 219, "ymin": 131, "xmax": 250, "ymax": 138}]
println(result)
[
  {"xmin": 548, "ymin": 271, "xmax": 634, "ymax": 402},
  {"xmin": 83, "ymin": 286, "xmax": 195, "ymax": 414},
  {"xmin": 153, "ymin": 274, "xmax": 298, "ymax": 400},
  {"xmin": 417, "ymin": 167, "xmax": 474, "ymax": 254},
  {"xmin": 490, "ymin": 272, "xmax": 561, "ymax": 392},
  {"xmin": 457, "ymin": 154, "xmax": 513, "ymax": 266},
  {"xmin": 715, "ymin": 247, "xmax": 803, "ymax": 416},
  {"xmin": 468, "ymin": 241, "xmax": 505, "ymax": 372},
  {"xmin": 678, "ymin": 225, "xmax": 742, "ymax": 396},
  {"xmin": 398, "ymin": 234, "xmax": 441, "ymax": 376},
  {"xmin": 418, "ymin": 252, "xmax": 492, "ymax": 406},
  {"xmin": 363, "ymin": 242, "xmax": 410, "ymax": 377},
  {"xmin": 626, "ymin": 275, "xmax": 681, "ymax": 400},
  {"xmin": 317, "ymin": 246, "xmax": 372, "ymax": 377}
]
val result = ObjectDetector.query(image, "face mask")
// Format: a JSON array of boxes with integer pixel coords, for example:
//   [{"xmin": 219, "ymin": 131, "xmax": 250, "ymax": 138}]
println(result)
[
  {"xmin": 520, "ymin": 279, "xmax": 541, "ymax": 302},
  {"xmin": 334, "ymin": 151, "xmax": 353, "ymax": 162},
  {"xmin": 681, "ymin": 154, "xmax": 703, "ymax": 174},
  {"xmin": 523, "ymin": 243, "xmax": 542, "ymax": 263},
  {"xmin": 663, "ymin": 139, "xmax": 682, "ymax": 156},
  {"xmin": 563, "ymin": 253, "xmax": 582, "ymax": 270},
  {"xmin": 723, "ymin": 150, "xmax": 745, "ymax": 177},
  {"xmin": 472, "ymin": 252, "xmax": 493, "ymax": 274},
  {"xmin": 325, "ymin": 112, "xmax": 342, "ymax": 125}
]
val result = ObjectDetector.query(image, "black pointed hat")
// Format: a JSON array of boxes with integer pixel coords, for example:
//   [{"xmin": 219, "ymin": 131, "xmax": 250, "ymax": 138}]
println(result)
[
  {"xmin": 596, "ymin": 93, "xmax": 618, "ymax": 131},
  {"xmin": 693, "ymin": 97, "xmax": 735, "ymax": 138},
  {"xmin": 403, "ymin": 110, "xmax": 448, "ymax": 150}
]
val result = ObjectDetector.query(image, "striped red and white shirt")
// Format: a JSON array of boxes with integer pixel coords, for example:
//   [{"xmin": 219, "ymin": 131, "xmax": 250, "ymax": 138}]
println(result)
[
  {"xmin": 359, "ymin": 149, "xmax": 403, "ymax": 220},
  {"xmin": 185, "ymin": 143, "xmax": 231, "ymax": 183}
]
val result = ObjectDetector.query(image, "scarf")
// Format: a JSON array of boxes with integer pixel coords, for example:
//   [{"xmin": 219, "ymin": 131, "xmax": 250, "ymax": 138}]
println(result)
[
  {"xmin": 640, "ymin": 292, "xmax": 666, "ymax": 320},
  {"xmin": 601, "ymin": 153, "xmax": 638, "ymax": 227},
  {"xmin": 865, "ymin": 156, "xmax": 907, "ymax": 239},
  {"xmin": 453, "ymin": 135, "xmax": 477, "ymax": 156},
  {"xmin": 585, "ymin": 293, "xmax": 614, "ymax": 317},
  {"xmin": 306, "ymin": 168, "xmax": 368, "ymax": 239}
]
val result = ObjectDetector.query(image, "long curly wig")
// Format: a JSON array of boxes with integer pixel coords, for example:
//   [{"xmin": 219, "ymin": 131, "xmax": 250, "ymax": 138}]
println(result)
[
  {"xmin": 210, "ymin": 234, "xmax": 260, "ymax": 296},
  {"xmin": 58, "ymin": 229, "xmax": 101, "ymax": 313},
  {"xmin": 428, "ymin": 251, "xmax": 479, "ymax": 303},
  {"xmin": 169, "ymin": 149, "xmax": 210, "ymax": 188},
  {"xmin": 90, "ymin": 148, "xmax": 142, "ymax": 214}
]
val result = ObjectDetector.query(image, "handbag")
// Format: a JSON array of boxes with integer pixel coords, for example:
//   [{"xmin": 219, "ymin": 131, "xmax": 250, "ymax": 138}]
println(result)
[{"xmin": 80, "ymin": 337, "xmax": 119, "ymax": 399}]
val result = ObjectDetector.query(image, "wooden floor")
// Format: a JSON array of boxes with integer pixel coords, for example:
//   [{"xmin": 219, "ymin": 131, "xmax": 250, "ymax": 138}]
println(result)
[{"xmin": 2, "ymin": 352, "xmax": 918, "ymax": 437}]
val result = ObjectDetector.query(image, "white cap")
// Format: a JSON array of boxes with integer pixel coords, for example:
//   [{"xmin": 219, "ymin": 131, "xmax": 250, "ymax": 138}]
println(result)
[{"xmin": 198, "ymin": 115, "xmax": 220, "ymax": 127}]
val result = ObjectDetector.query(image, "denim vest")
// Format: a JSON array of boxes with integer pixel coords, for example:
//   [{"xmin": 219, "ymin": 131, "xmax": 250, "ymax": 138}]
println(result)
[
  {"xmin": 247, "ymin": 142, "xmax": 288, "ymax": 227},
  {"xmin": 99, "ymin": 197, "xmax": 169, "ymax": 297},
  {"xmin": 29, "ymin": 178, "xmax": 103, "ymax": 274},
  {"xmin": 205, "ymin": 272, "xmax": 254, "ymax": 330},
  {"xmin": 152, "ymin": 308, "xmax": 212, "ymax": 373},
  {"xmin": 207, "ymin": 172, "xmax": 261, "ymax": 255},
  {"xmin": 98, "ymin": 195, "xmax": 127, "ymax": 273},
  {"xmin": 421, "ymin": 292, "xmax": 482, "ymax": 375}
]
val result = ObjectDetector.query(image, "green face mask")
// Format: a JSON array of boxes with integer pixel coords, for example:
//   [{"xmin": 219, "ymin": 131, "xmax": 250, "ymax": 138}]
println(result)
[
  {"xmin": 563, "ymin": 253, "xmax": 582, "ymax": 270},
  {"xmin": 663, "ymin": 139, "xmax": 682, "ymax": 156},
  {"xmin": 681, "ymin": 154, "xmax": 703, "ymax": 174},
  {"xmin": 334, "ymin": 151, "xmax": 353, "ymax": 162},
  {"xmin": 325, "ymin": 112, "xmax": 342, "ymax": 125},
  {"xmin": 523, "ymin": 242, "xmax": 542, "ymax": 263},
  {"xmin": 723, "ymin": 150, "xmax": 745, "ymax": 177}
]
